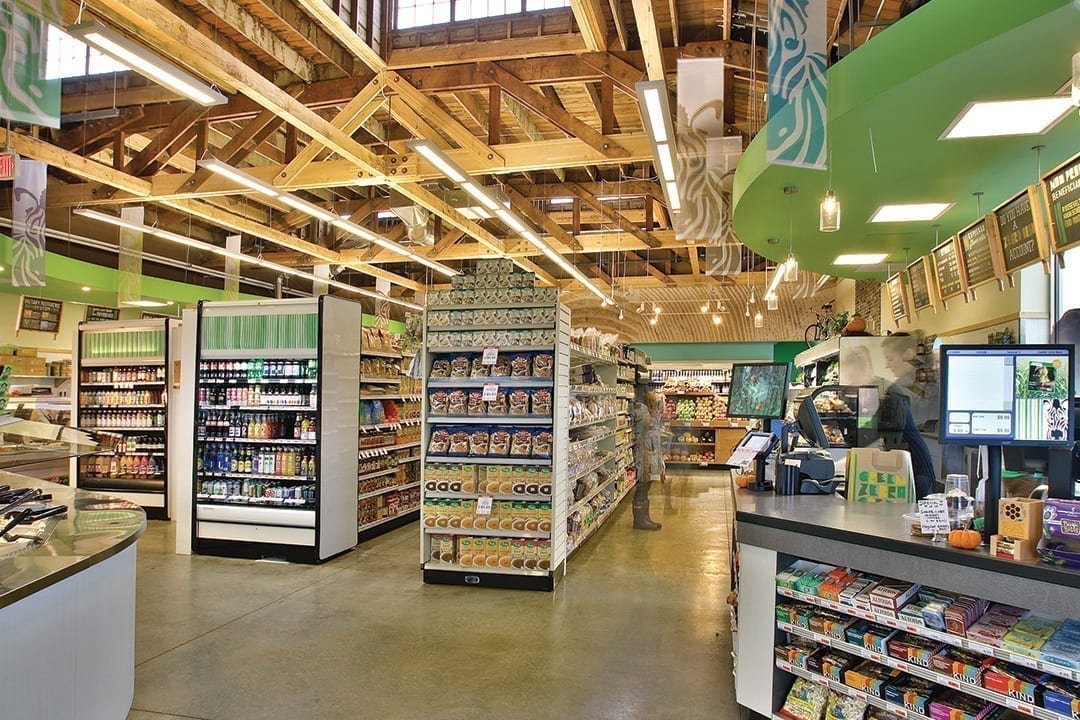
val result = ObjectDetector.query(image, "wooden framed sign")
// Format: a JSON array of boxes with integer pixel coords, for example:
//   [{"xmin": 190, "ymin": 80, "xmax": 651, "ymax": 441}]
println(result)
[
  {"xmin": 930, "ymin": 235, "xmax": 967, "ymax": 305},
  {"xmin": 1043, "ymin": 153, "xmax": 1080, "ymax": 258},
  {"xmin": 886, "ymin": 273, "xmax": 908, "ymax": 324},
  {"xmin": 905, "ymin": 256, "xmax": 934, "ymax": 313},
  {"xmin": 85, "ymin": 305, "xmax": 120, "ymax": 322},
  {"xmin": 16, "ymin": 296, "xmax": 63, "ymax": 335},
  {"xmin": 993, "ymin": 185, "xmax": 1050, "ymax": 277},
  {"xmin": 957, "ymin": 215, "xmax": 1004, "ymax": 292}
]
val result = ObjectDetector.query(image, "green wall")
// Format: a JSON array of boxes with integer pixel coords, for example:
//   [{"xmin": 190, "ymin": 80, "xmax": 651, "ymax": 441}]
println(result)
[{"xmin": 632, "ymin": 341, "xmax": 807, "ymax": 365}]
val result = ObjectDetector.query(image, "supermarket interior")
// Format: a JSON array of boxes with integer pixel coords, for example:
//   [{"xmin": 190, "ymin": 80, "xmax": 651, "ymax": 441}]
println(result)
[{"xmin": 0, "ymin": 1, "xmax": 1079, "ymax": 719}]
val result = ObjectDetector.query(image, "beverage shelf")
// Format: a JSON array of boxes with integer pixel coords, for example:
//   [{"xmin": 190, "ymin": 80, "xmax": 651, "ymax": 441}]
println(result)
[
  {"xmin": 198, "ymin": 471, "xmax": 316, "ymax": 482},
  {"xmin": 80, "ymin": 404, "xmax": 165, "ymax": 410},
  {"xmin": 201, "ymin": 377, "xmax": 317, "ymax": 385},
  {"xmin": 198, "ymin": 404, "xmax": 317, "ymax": 412},
  {"xmin": 196, "ymin": 495, "xmax": 315, "ymax": 509}
]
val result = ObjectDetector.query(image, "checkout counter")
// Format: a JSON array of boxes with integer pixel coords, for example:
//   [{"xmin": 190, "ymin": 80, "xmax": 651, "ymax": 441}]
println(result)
[{"xmin": 0, "ymin": 417, "xmax": 145, "ymax": 720}]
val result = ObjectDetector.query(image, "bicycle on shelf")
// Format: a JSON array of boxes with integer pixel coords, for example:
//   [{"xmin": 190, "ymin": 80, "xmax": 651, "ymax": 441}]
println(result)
[{"xmin": 803, "ymin": 303, "xmax": 848, "ymax": 347}]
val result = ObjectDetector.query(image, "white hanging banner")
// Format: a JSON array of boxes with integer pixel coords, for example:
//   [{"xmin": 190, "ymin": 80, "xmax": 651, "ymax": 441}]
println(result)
[
  {"xmin": 117, "ymin": 206, "xmax": 144, "ymax": 303},
  {"xmin": 224, "ymin": 235, "xmax": 241, "ymax": 300},
  {"xmin": 11, "ymin": 157, "xmax": 45, "ymax": 286},
  {"xmin": 675, "ymin": 58, "xmax": 732, "ymax": 245},
  {"xmin": 374, "ymin": 277, "xmax": 391, "ymax": 329},
  {"xmin": 312, "ymin": 263, "xmax": 330, "ymax": 297}
]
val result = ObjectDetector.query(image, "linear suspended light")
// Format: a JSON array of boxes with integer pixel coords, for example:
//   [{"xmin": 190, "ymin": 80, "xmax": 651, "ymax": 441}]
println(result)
[
  {"xmin": 74, "ymin": 209, "xmax": 424, "ymax": 311},
  {"xmin": 406, "ymin": 140, "xmax": 616, "ymax": 305},
  {"xmin": 635, "ymin": 80, "xmax": 681, "ymax": 212},
  {"xmin": 198, "ymin": 159, "xmax": 457, "ymax": 277},
  {"xmin": 67, "ymin": 21, "xmax": 227, "ymax": 107}
]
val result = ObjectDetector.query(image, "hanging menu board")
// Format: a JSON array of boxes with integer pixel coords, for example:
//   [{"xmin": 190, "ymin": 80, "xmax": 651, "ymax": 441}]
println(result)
[
  {"xmin": 931, "ymin": 236, "xmax": 966, "ymax": 302},
  {"xmin": 16, "ymin": 296, "xmax": 63, "ymax": 334},
  {"xmin": 994, "ymin": 186, "xmax": 1048, "ymax": 274},
  {"xmin": 886, "ymin": 273, "xmax": 907, "ymax": 323},
  {"xmin": 1044, "ymin": 154, "xmax": 1080, "ymax": 256},
  {"xmin": 957, "ymin": 216, "xmax": 1002, "ymax": 289},
  {"xmin": 85, "ymin": 305, "xmax": 120, "ymax": 322},
  {"xmin": 906, "ymin": 257, "xmax": 933, "ymax": 312}
]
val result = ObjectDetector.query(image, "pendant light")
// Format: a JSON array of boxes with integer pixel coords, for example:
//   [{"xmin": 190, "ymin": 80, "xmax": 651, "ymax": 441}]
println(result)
[
  {"xmin": 753, "ymin": 310, "xmax": 764, "ymax": 328},
  {"xmin": 819, "ymin": 71, "xmax": 840, "ymax": 232},
  {"xmin": 712, "ymin": 314, "xmax": 722, "ymax": 325},
  {"xmin": 700, "ymin": 301, "xmax": 710, "ymax": 313},
  {"xmin": 784, "ymin": 186, "xmax": 799, "ymax": 282},
  {"xmin": 766, "ymin": 293, "xmax": 779, "ymax": 311}
]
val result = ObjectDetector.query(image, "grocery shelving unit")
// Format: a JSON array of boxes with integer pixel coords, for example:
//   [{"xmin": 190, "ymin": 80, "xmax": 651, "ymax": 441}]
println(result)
[
  {"xmin": 191, "ymin": 297, "xmax": 361, "ymax": 563},
  {"xmin": 420, "ymin": 262, "xmax": 566, "ymax": 590},
  {"xmin": 72, "ymin": 318, "xmax": 180, "ymax": 518},
  {"xmin": 654, "ymin": 363, "xmax": 750, "ymax": 467},
  {"xmin": 356, "ymin": 327, "xmax": 424, "ymax": 542}
]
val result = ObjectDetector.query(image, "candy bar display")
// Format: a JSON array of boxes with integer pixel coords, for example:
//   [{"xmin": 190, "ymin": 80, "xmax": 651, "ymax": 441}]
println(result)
[{"xmin": 75, "ymin": 318, "xmax": 178, "ymax": 518}]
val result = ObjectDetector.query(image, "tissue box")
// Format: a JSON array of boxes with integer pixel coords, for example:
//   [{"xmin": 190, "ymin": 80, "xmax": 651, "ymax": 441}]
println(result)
[{"xmin": 1038, "ymin": 498, "xmax": 1080, "ymax": 568}]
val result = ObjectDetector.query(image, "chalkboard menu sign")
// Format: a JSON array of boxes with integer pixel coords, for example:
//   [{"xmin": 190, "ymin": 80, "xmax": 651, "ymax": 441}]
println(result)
[
  {"xmin": 906, "ymin": 257, "xmax": 933, "ymax": 312},
  {"xmin": 994, "ymin": 186, "xmax": 1048, "ymax": 274},
  {"xmin": 17, "ymin": 296, "xmax": 63, "ymax": 334},
  {"xmin": 886, "ymin": 273, "xmax": 907, "ymax": 323},
  {"xmin": 85, "ymin": 305, "xmax": 120, "ymax": 322},
  {"xmin": 1044, "ymin": 154, "xmax": 1080, "ymax": 255},
  {"xmin": 931, "ymin": 236, "xmax": 966, "ymax": 301},
  {"xmin": 958, "ymin": 216, "xmax": 1001, "ymax": 289}
]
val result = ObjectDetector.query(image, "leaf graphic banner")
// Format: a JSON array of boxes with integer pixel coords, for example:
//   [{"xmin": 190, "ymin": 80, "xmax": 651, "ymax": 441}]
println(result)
[
  {"xmin": 11, "ymin": 158, "xmax": 46, "ymax": 287},
  {"xmin": 767, "ymin": 0, "xmax": 827, "ymax": 169},
  {"xmin": 0, "ymin": 0, "xmax": 59, "ymax": 128},
  {"xmin": 118, "ymin": 206, "xmax": 144, "ymax": 304}
]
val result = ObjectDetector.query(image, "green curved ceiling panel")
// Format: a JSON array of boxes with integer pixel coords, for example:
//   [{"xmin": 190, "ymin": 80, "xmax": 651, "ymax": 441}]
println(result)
[{"xmin": 732, "ymin": 0, "xmax": 1080, "ymax": 279}]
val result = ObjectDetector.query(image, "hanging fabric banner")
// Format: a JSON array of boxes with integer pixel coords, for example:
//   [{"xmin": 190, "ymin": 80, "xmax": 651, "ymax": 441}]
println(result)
[
  {"xmin": 312, "ymin": 263, "xmax": 329, "ymax": 297},
  {"xmin": 704, "ymin": 243, "xmax": 743, "ymax": 276},
  {"xmin": 767, "ymin": 0, "xmax": 827, "ymax": 169},
  {"xmin": 118, "ymin": 206, "xmax": 144, "ymax": 304},
  {"xmin": 224, "ymin": 235, "xmax": 241, "ymax": 300},
  {"xmin": 675, "ymin": 58, "xmax": 730, "ymax": 244},
  {"xmin": 374, "ymin": 277, "xmax": 390, "ymax": 329},
  {"xmin": 11, "ymin": 158, "xmax": 46, "ymax": 286},
  {"xmin": 0, "ymin": 0, "xmax": 60, "ymax": 128}
]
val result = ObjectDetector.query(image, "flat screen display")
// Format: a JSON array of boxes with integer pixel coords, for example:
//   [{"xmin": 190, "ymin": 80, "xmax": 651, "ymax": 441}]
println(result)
[
  {"xmin": 940, "ymin": 345, "xmax": 1074, "ymax": 446},
  {"xmin": 728, "ymin": 362, "xmax": 790, "ymax": 419}
]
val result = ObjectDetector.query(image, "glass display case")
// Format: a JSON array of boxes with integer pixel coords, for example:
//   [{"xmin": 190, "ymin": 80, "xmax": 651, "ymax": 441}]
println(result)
[{"xmin": 791, "ymin": 385, "xmax": 881, "ymax": 449}]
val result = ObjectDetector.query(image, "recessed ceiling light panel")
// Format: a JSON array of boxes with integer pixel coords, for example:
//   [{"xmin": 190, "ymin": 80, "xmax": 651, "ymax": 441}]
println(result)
[
  {"xmin": 834, "ymin": 253, "xmax": 889, "ymax": 265},
  {"xmin": 869, "ymin": 203, "xmax": 954, "ymax": 223},
  {"xmin": 941, "ymin": 97, "xmax": 1074, "ymax": 139}
]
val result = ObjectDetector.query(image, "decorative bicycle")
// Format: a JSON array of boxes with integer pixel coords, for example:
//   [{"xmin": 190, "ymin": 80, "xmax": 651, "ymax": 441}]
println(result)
[{"xmin": 803, "ymin": 303, "xmax": 849, "ymax": 347}]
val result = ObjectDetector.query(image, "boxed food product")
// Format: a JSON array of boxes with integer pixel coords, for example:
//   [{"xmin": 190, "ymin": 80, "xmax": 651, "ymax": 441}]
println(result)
[
  {"xmin": 825, "ymin": 690, "xmax": 868, "ymax": 720},
  {"xmin": 928, "ymin": 691, "xmax": 996, "ymax": 720},
  {"xmin": 809, "ymin": 610, "xmax": 855, "ymax": 640},
  {"xmin": 845, "ymin": 621, "xmax": 898, "ymax": 654},
  {"xmin": 965, "ymin": 619, "xmax": 1011, "ymax": 648},
  {"xmin": 944, "ymin": 596, "xmax": 989, "ymax": 637},
  {"xmin": 898, "ymin": 601, "xmax": 929, "ymax": 628},
  {"xmin": 1002, "ymin": 627, "xmax": 1052, "ymax": 657},
  {"xmin": 869, "ymin": 579, "xmax": 921, "ymax": 616},
  {"xmin": 795, "ymin": 564, "xmax": 837, "ymax": 595},
  {"xmin": 883, "ymin": 674, "xmax": 938, "ymax": 714},
  {"xmin": 927, "ymin": 647, "xmax": 993, "ymax": 685},
  {"xmin": 1041, "ymin": 677, "xmax": 1080, "ymax": 718},
  {"xmin": 1039, "ymin": 638, "xmax": 1080, "ymax": 671},
  {"xmin": 775, "ymin": 639, "xmax": 822, "ymax": 669},
  {"xmin": 839, "ymin": 577, "xmax": 878, "ymax": 608},
  {"xmin": 1038, "ymin": 498, "xmax": 1080, "ymax": 568},
  {"xmin": 779, "ymin": 678, "xmax": 829, "ymax": 720},
  {"xmin": 808, "ymin": 649, "xmax": 858, "ymax": 682},
  {"xmin": 777, "ymin": 560, "xmax": 822, "ymax": 590},
  {"xmin": 777, "ymin": 602, "xmax": 816, "ymax": 628},
  {"xmin": 981, "ymin": 661, "xmax": 1049, "ymax": 705},
  {"xmin": 887, "ymin": 633, "xmax": 946, "ymax": 668},
  {"xmin": 843, "ymin": 659, "xmax": 903, "ymax": 697},
  {"xmin": 818, "ymin": 568, "xmax": 857, "ymax": 602}
]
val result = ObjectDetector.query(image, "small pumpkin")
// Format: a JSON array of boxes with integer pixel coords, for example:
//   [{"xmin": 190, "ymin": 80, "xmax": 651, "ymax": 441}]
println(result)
[
  {"xmin": 948, "ymin": 528, "xmax": 981, "ymax": 549},
  {"xmin": 735, "ymin": 473, "xmax": 753, "ymax": 488},
  {"xmin": 843, "ymin": 316, "xmax": 868, "ymax": 334}
]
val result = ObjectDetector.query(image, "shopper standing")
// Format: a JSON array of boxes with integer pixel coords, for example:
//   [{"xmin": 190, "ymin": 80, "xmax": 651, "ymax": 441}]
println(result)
[{"xmin": 633, "ymin": 391, "xmax": 666, "ymax": 530}]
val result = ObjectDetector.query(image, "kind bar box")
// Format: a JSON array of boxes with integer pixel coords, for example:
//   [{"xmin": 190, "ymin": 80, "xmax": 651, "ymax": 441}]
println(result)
[
  {"xmin": 928, "ymin": 648, "xmax": 993, "ymax": 685},
  {"xmin": 808, "ymin": 649, "xmax": 857, "ymax": 682},
  {"xmin": 775, "ymin": 639, "xmax": 822, "ymax": 669},
  {"xmin": 844, "ymin": 621, "xmax": 898, "ymax": 654},
  {"xmin": 982, "ymin": 662, "xmax": 1049, "ymax": 705},
  {"xmin": 843, "ymin": 660, "xmax": 903, "ymax": 697},
  {"xmin": 869, "ymin": 579, "xmax": 921, "ymax": 616},
  {"xmin": 887, "ymin": 633, "xmax": 946, "ymax": 667},
  {"xmin": 884, "ymin": 675, "xmax": 938, "ymax": 714},
  {"xmin": 1041, "ymin": 678, "xmax": 1080, "ymax": 718},
  {"xmin": 809, "ymin": 610, "xmax": 855, "ymax": 640},
  {"xmin": 928, "ymin": 691, "xmax": 996, "ymax": 720}
]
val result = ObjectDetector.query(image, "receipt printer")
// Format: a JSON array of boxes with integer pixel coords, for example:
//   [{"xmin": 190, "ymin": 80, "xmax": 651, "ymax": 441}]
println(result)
[{"xmin": 775, "ymin": 449, "xmax": 839, "ymax": 495}]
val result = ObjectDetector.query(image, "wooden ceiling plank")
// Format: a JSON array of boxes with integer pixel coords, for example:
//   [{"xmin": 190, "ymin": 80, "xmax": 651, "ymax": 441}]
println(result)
[
  {"xmin": 140, "ymin": 124, "xmax": 201, "ymax": 177},
  {"xmin": 194, "ymin": 0, "xmax": 316, "ymax": 82},
  {"xmin": 454, "ymin": 91, "xmax": 489, "ymax": 132},
  {"xmin": 78, "ymin": 0, "xmax": 388, "ymax": 179},
  {"xmin": 607, "ymin": 0, "xmax": 629, "ymax": 51},
  {"xmin": 570, "ymin": 181, "xmax": 661, "ymax": 249},
  {"xmin": 722, "ymin": 0, "xmax": 732, "ymax": 40},
  {"xmin": 688, "ymin": 246, "xmax": 701, "ymax": 275},
  {"xmin": 60, "ymin": 86, "xmax": 181, "ymax": 114},
  {"xmin": 500, "ymin": 92, "xmax": 564, "ymax": 181},
  {"xmin": 112, "ymin": 131, "xmax": 125, "ymax": 170},
  {"xmin": 57, "ymin": 107, "xmax": 145, "ymax": 153},
  {"xmin": 668, "ymin": 0, "xmax": 680, "ymax": 47},
  {"xmin": 487, "ymin": 85, "xmax": 501, "ymax": 146},
  {"xmin": 258, "ymin": 0, "xmax": 356, "ymax": 74},
  {"xmin": 629, "ymin": 0, "xmax": 667, "ymax": 80},
  {"xmin": 599, "ymin": 78, "xmax": 617, "ymax": 134},
  {"xmin": 570, "ymin": 0, "xmax": 609, "ymax": 52},
  {"xmin": 1, "ymin": 128, "xmax": 151, "ymax": 198},
  {"xmin": 389, "ymin": 101, "xmax": 451, "ymax": 149},
  {"xmin": 388, "ymin": 35, "xmax": 587, "ymax": 69},
  {"xmin": 627, "ymin": 250, "xmax": 674, "ymax": 285},
  {"xmin": 431, "ymin": 228, "xmax": 465, "ymax": 255},
  {"xmin": 477, "ymin": 61, "xmax": 629, "ymax": 159},
  {"xmin": 277, "ymin": 74, "xmax": 386, "ymax": 186},
  {"xmin": 293, "ymin": 0, "xmax": 384, "ymax": 72},
  {"xmin": 505, "ymin": 186, "xmax": 582, "ymax": 253},
  {"xmin": 124, "ymin": 104, "xmax": 206, "ymax": 176}
]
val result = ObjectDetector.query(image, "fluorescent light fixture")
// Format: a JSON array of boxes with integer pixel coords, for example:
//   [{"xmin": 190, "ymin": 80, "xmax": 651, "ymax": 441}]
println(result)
[
  {"xmin": 548, "ymin": 197, "xmax": 574, "ymax": 206},
  {"xmin": 67, "ymin": 22, "xmax": 226, "ymax": 107},
  {"xmin": 120, "ymin": 299, "xmax": 169, "ymax": 308},
  {"xmin": 376, "ymin": 210, "xmax": 396, "ymax": 219},
  {"xmin": 461, "ymin": 182, "xmax": 502, "ymax": 212},
  {"xmin": 941, "ymin": 97, "xmax": 1074, "ymax": 139},
  {"xmin": 276, "ymin": 193, "xmax": 336, "ymax": 223},
  {"xmin": 75, "ymin": 209, "xmax": 425, "ymax": 310},
  {"xmin": 834, "ymin": 253, "xmax": 889, "ymax": 265},
  {"xmin": 635, "ymin": 79, "xmax": 681, "ymax": 215},
  {"xmin": 408, "ymin": 140, "xmax": 467, "ymax": 182},
  {"xmin": 199, "ymin": 159, "xmax": 280, "ymax": 198},
  {"xmin": 81, "ymin": 286, "xmax": 91, "ymax": 292},
  {"xmin": 869, "ymin": 203, "xmax": 953, "ymax": 223}
]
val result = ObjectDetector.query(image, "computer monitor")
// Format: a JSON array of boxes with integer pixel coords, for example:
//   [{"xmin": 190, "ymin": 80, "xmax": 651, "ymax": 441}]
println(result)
[
  {"xmin": 795, "ymin": 391, "xmax": 832, "ymax": 449},
  {"xmin": 940, "ymin": 344, "xmax": 1075, "ymax": 447},
  {"xmin": 728, "ymin": 362, "xmax": 790, "ymax": 420}
]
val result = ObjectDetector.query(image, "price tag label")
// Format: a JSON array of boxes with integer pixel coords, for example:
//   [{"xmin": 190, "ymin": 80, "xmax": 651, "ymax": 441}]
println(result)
[
  {"xmin": 918, "ymin": 497, "xmax": 951, "ymax": 535},
  {"xmin": 482, "ymin": 383, "xmax": 499, "ymax": 402},
  {"xmin": 476, "ymin": 496, "xmax": 493, "ymax": 515},
  {"xmin": 482, "ymin": 346, "xmax": 499, "ymax": 365}
]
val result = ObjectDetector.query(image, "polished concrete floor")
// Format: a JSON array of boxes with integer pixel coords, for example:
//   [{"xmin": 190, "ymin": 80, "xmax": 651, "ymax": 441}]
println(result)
[{"xmin": 126, "ymin": 472, "xmax": 737, "ymax": 720}]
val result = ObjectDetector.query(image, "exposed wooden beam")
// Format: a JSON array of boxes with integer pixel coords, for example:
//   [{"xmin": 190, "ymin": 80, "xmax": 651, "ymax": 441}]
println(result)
[
  {"xmin": 431, "ymin": 228, "xmax": 465, "ymax": 256},
  {"xmin": 57, "ymin": 107, "xmax": 144, "ymax": 153},
  {"xmin": 828, "ymin": 0, "xmax": 850, "ymax": 49},
  {"xmin": 607, "ymin": 0, "xmax": 628, "ymax": 51},
  {"xmin": 187, "ymin": 108, "xmax": 284, "ymax": 193},
  {"xmin": 570, "ymin": 181, "xmax": 661, "ymax": 249},
  {"xmin": 454, "ymin": 91, "xmax": 489, "ymax": 132},
  {"xmin": 570, "ymin": 0, "xmax": 609, "ymax": 52},
  {"xmin": 487, "ymin": 86, "xmax": 500, "ymax": 146},
  {"xmin": 477, "ymin": 62, "xmax": 629, "ymax": 159},
  {"xmin": 389, "ymin": 100, "xmax": 451, "ymax": 149},
  {"xmin": 388, "ymin": 35, "xmax": 587, "ymax": 69},
  {"xmin": 499, "ymin": 92, "xmax": 564, "ymax": 182},
  {"xmin": 294, "ymin": 0, "xmax": 384, "ymax": 71},
  {"xmin": 630, "ymin": 0, "xmax": 667, "ymax": 80},
  {"xmin": 195, "ymin": 0, "xmax": 316, "ymax": 82},
  {"xmin": 627, "ymin": 250, "xmax": 674, "ymax": 285},
  {"xmin": 1, "ymin": 128, "xmax": 152, "ymax": 198},
  {"xmin": 578, "ymin": 53, "xmax": 645, "ymax": 98},
  {"xmin": 124, "ymin": 104, "xmax": 205, "ymax": 176},
  {"xmin": 260, "ymin": 0, "xmax": 356, "ymax": 74},
  {"xmin": 668, "ymin": 0, "xmax": 680, "ymax": 47},
  {"xmin": 123, "ymin": 133, "xmax": 196, "ymax": 173},
  {"xmin": 61, "ymin": 86, "xmax": 180, "ymax": 114},
  {"xmin": 688, "ymin": 246, "xmax": 701, "ymax": 275},
  {"xmin": 722, "ymin": 0, "xmax": 731, "ymax": 40},
  {"xmin": 600, "ymin": 78, "xmax": 617, "ymax": 134},
  {"xmin": 112, "ymin": 131, "xmax": 126, "ymax": 170}
]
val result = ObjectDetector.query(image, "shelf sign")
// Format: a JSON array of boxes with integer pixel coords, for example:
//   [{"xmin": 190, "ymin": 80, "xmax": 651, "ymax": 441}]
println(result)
[
  {"xmin": 993, "ymin": 186, "xmax": 1049, "ymax": 276},
  {"xmin": 481, "ymin": 382, "xmax": 499, "ymax": 402},
  {"xmin": 917, "ymin": 497, "xmax": 951, "ymax": 535},
  {"xmin": 85, "ymin": 304, "xmax": 120, "ymax": 322},
  {"xmin": 886, "ymin": 273, "xmax": 907, "ymax": 325},
  {"xmin": 16, "ymin": 295, "xmax": 62, "ymax": 335},
  {"xmin": 1044, "ymin": 153, "xmax": 1080, "ymax": 258},
  {"xmin": 931, "ymin": 235, "xmax": 967, "ymax": 304},
  {"xmin": 958, "ymin": 216, "xmax": 1003, "ymax": 291},
  {"xmin": 481, "ymin": 346, "xmax": 499, "ymax": 365},
  {"xmin": 476, "ymin": 495, "xmax": 493, "ymax": 515},
  {"xmin": 906, "ymin": 256, "xmax": 935, "ymax": 314}
]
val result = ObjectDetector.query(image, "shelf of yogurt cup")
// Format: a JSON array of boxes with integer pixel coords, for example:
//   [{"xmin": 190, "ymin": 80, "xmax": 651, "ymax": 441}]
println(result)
[
  {"xmin": 775, "ymin": 661, "xmax": 932, "ymax": 720},
  {"xmin": 776, "ymin": 622, "xmax": 1069, "ymax": 720},
  {"xmin": 358, "ymin": 480, "xmax": 421, "ymax": 501},
  {"xmin": 774, "ymin": 586, "xmax": 1080, "ymax": 682}
]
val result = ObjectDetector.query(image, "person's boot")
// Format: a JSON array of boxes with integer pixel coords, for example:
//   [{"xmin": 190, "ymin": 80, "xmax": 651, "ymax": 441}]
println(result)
[{"xmin": 632, "ymin": 500, "xmax": 662, "ymax": 530}]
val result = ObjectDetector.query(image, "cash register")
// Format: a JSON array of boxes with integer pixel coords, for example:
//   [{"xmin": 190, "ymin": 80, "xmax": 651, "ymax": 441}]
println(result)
[{"xmin": 776, "ymin": 387, "xmax": 845, "ymax": 495}]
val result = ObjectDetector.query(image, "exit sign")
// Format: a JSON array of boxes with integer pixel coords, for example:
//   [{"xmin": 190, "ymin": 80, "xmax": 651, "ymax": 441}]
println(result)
[{"xmin": 0, "ymin": 151, "xmax": 19, "ymax": 181}]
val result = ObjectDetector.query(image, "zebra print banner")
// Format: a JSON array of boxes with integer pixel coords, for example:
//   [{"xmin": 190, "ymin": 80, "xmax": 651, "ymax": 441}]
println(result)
[
  {"xmin": 224, "ymin": 235, "xmax": 241, "ymax": 300},
  {"xmin": 767, "ymin": 0, "xmax": 828, "ymax": 169},
  {"xmin": 374, "ymin": 277, "xmax": 390, "ymax": 329},
  {"xmin": 0, "ymin": 0, "xmax": 60, "ymax": 128},
  {"xmin": 675, "ymin": 58, "xmax": 730, "ymax": 244},
  {"xmin": 118, "ymin": 206, "xmax": 143, "ymax": 304},
  {"xmin": 11, "ymin": 158, "xmax": 45, "ymax": 287}
]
